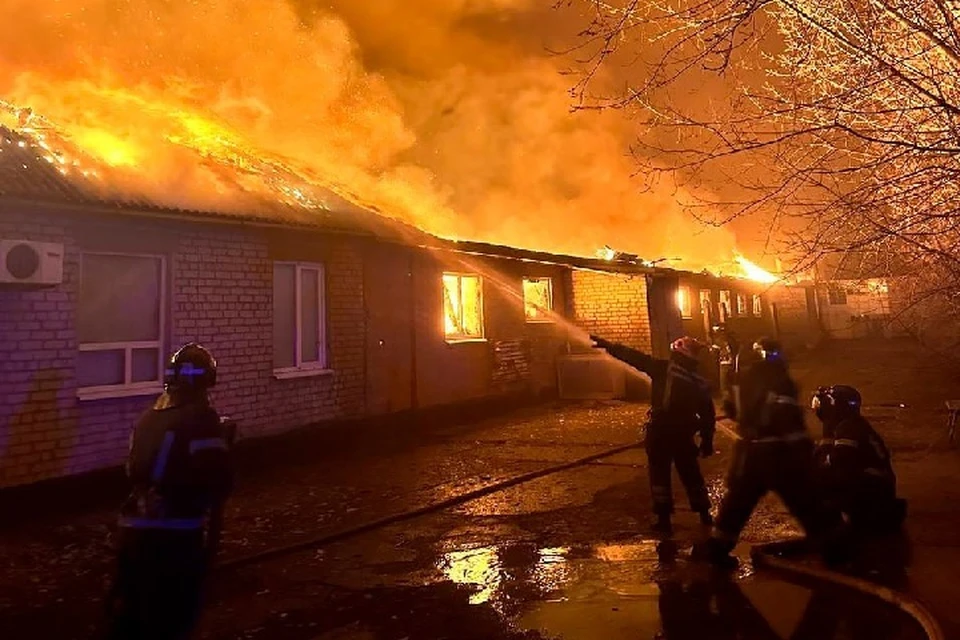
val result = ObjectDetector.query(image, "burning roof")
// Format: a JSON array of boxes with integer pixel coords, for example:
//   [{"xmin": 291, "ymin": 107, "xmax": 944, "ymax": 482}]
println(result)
[{"xmin": 0, "ymin": 118, "xmax": 431, "ymax": 244}]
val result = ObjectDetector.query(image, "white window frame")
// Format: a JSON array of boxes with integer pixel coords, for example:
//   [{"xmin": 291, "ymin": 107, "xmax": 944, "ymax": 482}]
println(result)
[
  {"xmin": 752, "ymin": 294, "xmax": 763, "ymax": 317},
  {"xmin": 76, "ymin": 252, "xmax": 166, "ymax": 401},
  {"xmin": 736, "ymin": 293, "xmax": 747, "ymax": 316},
  {"xmin": 699, "ymin": 289, "xmax": 711, "ymax": 316},
  {"xmin": 719, "ymin": 290, "xmax": 732, "ymax": 320},
  {"xmin": 443, "ymin": 272, "xmax": 486, "ymax": 343},
  {"xmin": 522, "ymin": 277, "xmax": 554, "ymax": 323},
  {"xmin": 273, "ymin": 262, "xmax": 330, "ymax": 380}
]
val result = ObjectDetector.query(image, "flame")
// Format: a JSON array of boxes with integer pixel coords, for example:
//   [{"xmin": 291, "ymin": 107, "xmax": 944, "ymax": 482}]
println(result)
[
  {"xmin": 733, "ymin": 253, "xmax": 779, "ymax": 284},
  {"xmin": 596, "ymin": 246, "xmax": 617, "ymax": 261}
]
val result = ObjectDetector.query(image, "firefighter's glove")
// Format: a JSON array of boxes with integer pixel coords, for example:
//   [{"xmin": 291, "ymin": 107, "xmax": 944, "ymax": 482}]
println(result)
[{"xmin": 699, "ymin": 440, "xmax": 715, "ymax": 458}]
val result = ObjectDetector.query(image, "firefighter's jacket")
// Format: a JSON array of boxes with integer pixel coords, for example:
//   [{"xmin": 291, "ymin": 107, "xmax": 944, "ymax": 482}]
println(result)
[
  {"xmin": 722, "ymin": 360, "xmax": 809, "ymax": 442},
  {"xmin": 600, "ymin": 341, "xmax": 715, "ymax": 443},
  {"xmin": 814, "ymin": 414, "xmax": 897, "ymax": 504},
  {"xmin": 120, "ymin": 394, "xmax": 233, "ymax": 531}
]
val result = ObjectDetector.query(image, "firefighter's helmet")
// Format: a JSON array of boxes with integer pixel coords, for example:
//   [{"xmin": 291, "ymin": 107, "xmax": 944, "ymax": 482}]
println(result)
[
  {"xmin": 811, "ymin": 385, "xmax": 862, "ymax": 421},
  {"xmin": 670, "ymin": 336, "xmax": 704, "ymax": 361},
  {"xmin": 164, "ymin": 343, "xmax": 217, "ymax": 392}
]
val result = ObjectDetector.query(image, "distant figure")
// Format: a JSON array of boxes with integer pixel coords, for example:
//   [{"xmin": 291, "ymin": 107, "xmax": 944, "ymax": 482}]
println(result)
[
  {"xmin": 590, "ymin": 335, "xmax": 715, "ymax": 534},
  {"xmin": 105, "ymin": 343, "xmax": 233, "ymax": 639},
  {"xmin": 696, "ymin": 339, "xmax": 849, "ymax": 568},
  {"xmin": 811, "ymin": 385, "xmax": 907, "ymax": 534}
]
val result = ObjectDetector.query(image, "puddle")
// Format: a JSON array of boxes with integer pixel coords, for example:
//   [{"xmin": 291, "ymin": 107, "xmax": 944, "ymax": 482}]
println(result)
[{"xmin": 430, "ymin": 538, "xmax": 926, "ymax": 640}]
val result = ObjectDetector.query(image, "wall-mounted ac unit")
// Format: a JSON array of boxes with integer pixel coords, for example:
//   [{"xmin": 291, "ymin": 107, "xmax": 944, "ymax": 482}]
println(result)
[{"xmin": 0, "ymin": 240, "xmax": 64, "ymax": 286}]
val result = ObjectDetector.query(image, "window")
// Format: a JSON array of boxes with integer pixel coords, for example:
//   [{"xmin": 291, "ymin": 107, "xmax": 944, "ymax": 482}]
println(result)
[
  {"xmin": 699, "ymin": 290, "xmax": 711, "ymax": 316},
  {"xmin": 522, "ymin": 277, "xmax": 553, "ymax": 322},
  {"xmin": 677, "ymin": 286, "xmax": 693, "ymax": 319},
  {"xmin": 719, "ymin": 290, "xmax": 731, "ymax": 321},
  {"xmin": 736, "ymin": 294, "xmax": 747, "ymax": 316},
  {"xmin": 273, "ymin": 262, "xmax": 327, "ymax": 375},
  {"xmin": 827, "ymin": 283, "xmax": 848, "ymax": 305},
  {"xmin": 752, "ymin": 294, "xmax": 763, "ymax": 317},
  {"xmin": 443, "ymin": 273, "xmax": 484, "ymax": 340},
  {"xmin": 78, "ymin": 253, "xmax": 165, "ymax": 398}
]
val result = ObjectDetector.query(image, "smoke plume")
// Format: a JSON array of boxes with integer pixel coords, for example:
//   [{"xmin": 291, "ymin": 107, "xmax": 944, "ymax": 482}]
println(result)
[{"xmin": 0, "ymin": 0, "xmax": 739, "ymax": 269}]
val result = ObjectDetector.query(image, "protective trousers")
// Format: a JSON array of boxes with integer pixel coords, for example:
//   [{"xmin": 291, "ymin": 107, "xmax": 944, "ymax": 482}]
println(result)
[
  {"xmin": 105, "ymin": 528, "xmax": 208, "ymax": 640},
  {"xmin": 713, "ymin": 439, "xmax": 841, "ymax": 549},
  {"xmin": 646, "ymin": 428, "xmax": 710, "ymax": 517}
]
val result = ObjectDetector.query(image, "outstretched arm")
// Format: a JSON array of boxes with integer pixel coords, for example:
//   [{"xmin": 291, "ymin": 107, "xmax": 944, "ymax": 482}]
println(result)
[{"xmin": 590, "ymin": 335, "xmax": 656, "ymax": 375}]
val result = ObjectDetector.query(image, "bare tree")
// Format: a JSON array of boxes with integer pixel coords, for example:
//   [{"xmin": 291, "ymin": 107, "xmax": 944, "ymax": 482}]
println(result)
[{"xmin": 570, "ymin": 0, "xmax": 960, "ymax": 349}]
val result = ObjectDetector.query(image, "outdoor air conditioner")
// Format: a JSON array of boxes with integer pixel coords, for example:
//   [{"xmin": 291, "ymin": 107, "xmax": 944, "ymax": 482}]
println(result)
[{"xmin": 0, "ymin": 239, "xmax": 64, "ymax": 286}]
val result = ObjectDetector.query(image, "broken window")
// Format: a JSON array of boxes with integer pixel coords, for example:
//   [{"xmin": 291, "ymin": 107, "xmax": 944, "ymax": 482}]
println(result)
[
  {"xmin": 443, "ymin": 273, "xmax": 484, "ymax": 339},
  {"xmin": 77, "ymin": 252, "xmax": 165, "ymax": 396},
  {"xmin": 752, "ymin": 294, "xmax": 762, "ymax": 316},
  {"xmin": 522, "ymin": 277, "xmax": 553, "ymax": 322},
  {"xmin": 736, "ymin": 294, "xmax": 747, "ymax": 316},
  {"xmin": 273, "ymin": 262, "xmax": 326, "ymax": 373},
  {"xmin": 677, "ymin": 286, "xmax": 693, "ymax": 319}
]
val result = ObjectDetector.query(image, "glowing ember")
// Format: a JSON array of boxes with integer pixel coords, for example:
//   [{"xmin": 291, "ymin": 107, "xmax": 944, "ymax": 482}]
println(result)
[{"xmin": 733, "ymin": 253, "xmax": 779, "ymax": 284}]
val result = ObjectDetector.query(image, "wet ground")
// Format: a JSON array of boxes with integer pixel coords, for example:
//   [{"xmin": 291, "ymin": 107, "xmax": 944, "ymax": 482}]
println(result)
[
  {"xmin": 1, "ymin": 338, "xmax": 953, "ymax": 638},
  {"xmin": 198, "ymin": 453, "xmax": 925, "ymax": 640}
]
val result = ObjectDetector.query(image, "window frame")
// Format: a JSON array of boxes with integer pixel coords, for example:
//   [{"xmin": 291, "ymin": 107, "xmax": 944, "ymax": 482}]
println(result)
[
  {"xmin": 522, "ymin": 276, "xmax": 554, "ymax": 323},
  {"xmin": 699, "ymin": 289, "xmax": 712, "ymax": 316},
  {"xmin": 272, "ymin": 261, "xmax": 330, "ymax": 379},
  {"xmin": 443, "ymin": 272, "xmax": 486, "ymax": 343},
  {"xmin": 752, "ymin": 294, "xmax": 763, "ymax": 317},
  {"xmin": 678, "ymin": 286, "xmax": 694, "ymax": 319},
  {"xmin": 736, "ymin": 293, "xmax": 747, "ymax": 316},
  {"xmin": 76, "ymin": 251, "xmax": 167, "ymax": 401}
]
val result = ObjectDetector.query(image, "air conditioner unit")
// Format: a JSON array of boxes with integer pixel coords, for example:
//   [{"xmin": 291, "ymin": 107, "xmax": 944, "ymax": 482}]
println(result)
[{"xmin": 0, "ymin": 240, "xmax": 64, "ymax": 286}]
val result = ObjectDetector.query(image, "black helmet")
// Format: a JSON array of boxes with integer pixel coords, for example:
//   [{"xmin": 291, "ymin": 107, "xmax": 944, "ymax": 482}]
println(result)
[
  {"xmin": 811, "ymin": 385, "xmax": 862, "ymax": 421},
  {"xmin": 164, "ymin": 343, "xmax": 217, "ymax": 392}
]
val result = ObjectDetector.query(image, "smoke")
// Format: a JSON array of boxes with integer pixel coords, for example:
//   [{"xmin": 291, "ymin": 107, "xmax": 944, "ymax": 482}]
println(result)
[{"xmin": 0, "ymin": 0, "xmax": 739, "ymax": 268}]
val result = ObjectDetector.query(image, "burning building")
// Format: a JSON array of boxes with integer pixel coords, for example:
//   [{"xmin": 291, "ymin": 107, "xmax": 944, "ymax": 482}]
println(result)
[{"xmin": 0, "ymin": 118, "xmax": 814, "ymax": 490}]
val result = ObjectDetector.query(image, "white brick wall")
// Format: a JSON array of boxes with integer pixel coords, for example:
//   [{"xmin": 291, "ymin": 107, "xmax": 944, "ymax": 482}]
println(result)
[{"xmin": 0, "ymin": 206, "xmax": 367, "ymax": 488}]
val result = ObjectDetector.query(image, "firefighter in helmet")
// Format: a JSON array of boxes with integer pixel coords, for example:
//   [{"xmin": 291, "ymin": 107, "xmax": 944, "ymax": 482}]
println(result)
[
  {"xmin": 696, "ymin": 339, "xmax": 849, "ymax": 567},
  {"xmin": 811, "ymin": 385, "xmax": 906, "ymax": 534},
  {"xmin": 590, "ymin": 334, "xmax": 715, "ymax": 533},
  {"xmin": 105, "ymin": 343, "xmax": 233, "ymax": 639}
]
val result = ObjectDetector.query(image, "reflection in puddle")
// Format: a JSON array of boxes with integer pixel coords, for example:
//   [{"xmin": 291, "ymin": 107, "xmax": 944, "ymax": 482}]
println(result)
[
  {"xmin": 434, "ymin": 538, "xmax": 923, "ymax": 640},
  {"xmin": 593, "ymin": 540, "xmax": 658, "ymax": 562},
  {"xmin": 531, "ymin": 547, "xmax": 570, "ymax": 596},
  {"xmin": 438, "ymin": 546, "xmax": 502, "ymax": 604}
]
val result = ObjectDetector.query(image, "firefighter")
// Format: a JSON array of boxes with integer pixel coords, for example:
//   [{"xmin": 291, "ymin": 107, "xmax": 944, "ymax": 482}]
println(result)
[
  {"xmin": 105, "ymin": 343, "xmax": 233, "ymax": 639},
  {"xmin": 696, "ymin": 339, "xmax": 848, "ymax": 568},
  {"xmin": 590, "ymin": 334, "xmax": 715, "ymax": 533},
  {"xmin": 811, "ymin": 385, "xmax": 907, "ymax": 534}
]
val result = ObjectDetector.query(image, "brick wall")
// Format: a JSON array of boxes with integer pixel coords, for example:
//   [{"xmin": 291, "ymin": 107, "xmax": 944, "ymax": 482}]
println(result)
[
  {"xmin": 570, "ymin": 269, "xmax": 652, "ymax": 352},
  {"xmin": 411, "ymin": 252, "xmax": 573, "ymax": 408},
  {"xmin": 0, "ymin": 204, "xmax": 367, "ymax": 489},
  {"xmin": 0, "ymin": 210, "xmax": 79, "ymax": 487}
]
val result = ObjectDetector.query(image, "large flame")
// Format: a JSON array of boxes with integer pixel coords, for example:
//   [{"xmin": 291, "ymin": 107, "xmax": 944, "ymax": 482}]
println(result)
[
  {"xmin": 734, "ymin": 253, "xmax": 779, "ymax": 284},
  {"xmin": 0, "ymin": 0, "xmax": 749, "ymax": 267}
]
